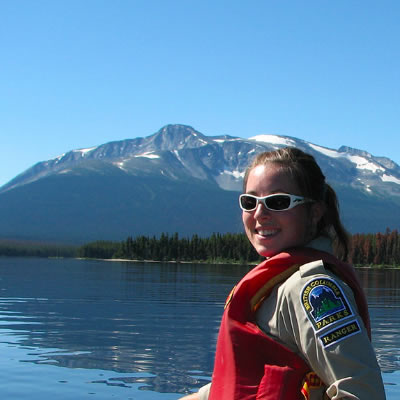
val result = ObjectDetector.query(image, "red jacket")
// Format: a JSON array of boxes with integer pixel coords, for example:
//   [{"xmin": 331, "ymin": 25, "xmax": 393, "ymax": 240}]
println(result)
[{"xmin": 208, "ymin": 247, "xmax": 370, "ymax": 400}]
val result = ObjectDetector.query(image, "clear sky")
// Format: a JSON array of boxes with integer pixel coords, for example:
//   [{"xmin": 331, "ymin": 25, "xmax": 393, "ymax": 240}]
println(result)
[{"xmin": 1, "ymin": 0, "xmax": 399, "ymax": 187}]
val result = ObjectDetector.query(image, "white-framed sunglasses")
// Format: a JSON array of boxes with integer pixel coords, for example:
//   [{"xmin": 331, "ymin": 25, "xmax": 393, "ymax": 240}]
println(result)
[{"xmin": 239, "ymin": 193, "xmax": 313, "ymax": 212}]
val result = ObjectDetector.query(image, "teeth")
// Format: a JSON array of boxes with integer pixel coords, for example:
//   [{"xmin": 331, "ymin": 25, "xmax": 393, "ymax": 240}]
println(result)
[{"xmin": 258, "ymin": 230, "xmax": 277, "ymax": 236}]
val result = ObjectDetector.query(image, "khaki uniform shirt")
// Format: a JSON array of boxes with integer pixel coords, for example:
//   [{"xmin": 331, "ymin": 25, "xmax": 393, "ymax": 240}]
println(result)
[{"xmin": 198, "ymin": 240, "xmax": 386, "ymax": 400}]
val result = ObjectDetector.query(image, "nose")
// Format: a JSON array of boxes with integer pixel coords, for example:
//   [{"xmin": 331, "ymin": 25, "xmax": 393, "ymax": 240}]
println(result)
[{"xmin": 253, "ymin": 202, "xmax": 270, "ymax": 218}]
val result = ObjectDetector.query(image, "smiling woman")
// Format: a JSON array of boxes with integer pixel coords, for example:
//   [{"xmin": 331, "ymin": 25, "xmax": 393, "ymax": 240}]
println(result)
[
  {"xmin": 180, "ymin": 147, "xmax": 386, "ymax": 400},
  {"xmin": 240, "ymin": 163, "xmax": 323, "ymax": 258}
]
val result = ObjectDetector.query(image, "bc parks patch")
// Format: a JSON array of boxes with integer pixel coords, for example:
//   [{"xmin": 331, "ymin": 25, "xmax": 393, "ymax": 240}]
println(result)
[
  {"xmin": 319, "ymin": 320, "xmax": 361, "ymax": 348},
  {"xmin": 301, "ymin": 277, "xmax": 354, "ymax": 332}
]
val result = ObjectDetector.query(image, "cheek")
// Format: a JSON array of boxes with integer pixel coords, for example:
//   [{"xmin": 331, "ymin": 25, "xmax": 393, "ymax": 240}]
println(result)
[
  {"xmin": 242, "ymin": 212, "xmax": 255, "ymax": 238},
  {"xmin": 242, "ymin": 211, "xmax": 252, "ymax": 227}
]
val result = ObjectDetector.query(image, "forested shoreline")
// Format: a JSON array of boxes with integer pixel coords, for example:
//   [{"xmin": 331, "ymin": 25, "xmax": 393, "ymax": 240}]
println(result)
[
  {"xmin": 0, "ymin": 240, "xmax": 77, "ymax": 258},
  {"xmin": 2, "ymin": 229, "xmax": 399, "ymax": 267},
  {"xmin": 78, "ymin": 233, "xmax": 262, "ymax": 264}
]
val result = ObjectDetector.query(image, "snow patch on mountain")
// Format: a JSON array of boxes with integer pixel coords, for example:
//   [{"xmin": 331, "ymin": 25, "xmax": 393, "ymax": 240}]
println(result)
[
  {"xmin": 309, "ymin": 144, "xmax": 338, "ymax": 158},
  {"xmin": 113, "ymin": 160, "xmax": 127, "ymax": 171},
  {"xmin": 349, "ymin": 155, "xmax": 384, "ymax": 173},
  {"xmin": 357, "ymin": 178, "xmax": 373, "ymax": 193},
  {"xmin": 54, "ymin": 154, "xmax": 66, "ymax": 163},
  {"xmin": 248, "ymin": 135, "xmax": 296, "ymax": 147},
  {"xmin": 191, "ymin": 131, "xmax": 208, "ymax": 145},
  {"xmin": 173, "ymin": 150, "xmax": 184, "ymax": 164},
  {"xmin": 75, "ymin": 147, "xmax": 97, "ymax": 155},
  {"xmin": 213, "ymin": 138, "xmax": 242, "ymax": 143},
  {"xmin": 309, "ymin": 144, "xmax": 385, "ymax": 173},
  {"xmin": 381, "ymin": 174, "xmax": 400, "ymax": 185},
  {"xmin": 134, "ymin": 152, "xmax": 160, "ymax": 159}
]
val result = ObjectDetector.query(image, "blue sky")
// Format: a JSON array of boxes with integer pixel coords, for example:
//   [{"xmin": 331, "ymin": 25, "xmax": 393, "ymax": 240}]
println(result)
[{"xmin": 1, "ymin": 0, "xmax": 399, "ymax": 187}]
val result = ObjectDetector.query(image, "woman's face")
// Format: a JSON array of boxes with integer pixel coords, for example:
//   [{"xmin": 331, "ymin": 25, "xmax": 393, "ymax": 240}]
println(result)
[{"xmin": 242, "ymin": 163, "xmax": 319, "ymax": 258}]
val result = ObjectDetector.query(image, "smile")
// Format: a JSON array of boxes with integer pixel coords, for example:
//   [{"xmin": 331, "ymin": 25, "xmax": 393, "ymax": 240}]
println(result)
[{"xmin": 256, "ymin": 229, "xmax": 279, "ymax": 237}]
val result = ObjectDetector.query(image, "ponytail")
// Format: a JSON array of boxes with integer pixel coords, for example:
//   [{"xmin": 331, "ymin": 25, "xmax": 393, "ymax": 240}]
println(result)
[{"xmin": 320, "ymin": 184, "xmax": 350, "ymax": 260}]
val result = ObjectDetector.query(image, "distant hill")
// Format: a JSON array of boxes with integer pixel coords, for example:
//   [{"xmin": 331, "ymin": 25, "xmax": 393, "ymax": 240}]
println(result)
[{"xmin": 1, "ymin": 124, "xmax": 399, "ymax": 243}]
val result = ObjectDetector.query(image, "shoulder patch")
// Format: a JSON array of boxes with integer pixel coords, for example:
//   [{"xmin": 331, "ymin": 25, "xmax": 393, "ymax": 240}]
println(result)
[
  {"xmin": 319, "ymin": 320, "xmax": 361, "ymax": 348},
  {"xmin": 301, "ymin": 277, "xmax": 353, "ymax": 332}
]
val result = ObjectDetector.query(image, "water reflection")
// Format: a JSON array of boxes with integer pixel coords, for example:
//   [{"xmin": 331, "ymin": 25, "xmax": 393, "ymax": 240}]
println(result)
[
  {"xmin": 0, "ymin": 258, "xmax": 399, "ymax": 398},
  {"xmin": 0, "ymin": 258, "xmax": 250, "ymax": 395},
  {"xmin": 357, "ymin": 268, "xmax": 400, "ymax": 374}
]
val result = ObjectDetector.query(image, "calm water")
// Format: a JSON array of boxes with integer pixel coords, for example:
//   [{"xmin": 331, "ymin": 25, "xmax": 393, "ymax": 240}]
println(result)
[{"xmin": 0, "ymin": 257, "xmax": 399, "ymax": 399}]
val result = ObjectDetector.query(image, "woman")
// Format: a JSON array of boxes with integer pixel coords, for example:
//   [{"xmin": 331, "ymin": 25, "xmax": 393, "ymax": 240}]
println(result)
[{"xmin": 180, "ymin": 147, "xmax": 386, "ymax": 400}]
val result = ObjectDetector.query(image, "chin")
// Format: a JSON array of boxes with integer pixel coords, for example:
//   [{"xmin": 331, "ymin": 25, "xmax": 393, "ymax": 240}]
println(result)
[{"xmin": 256, "ymin": 247, "xmax": 281, "ymax": 258}]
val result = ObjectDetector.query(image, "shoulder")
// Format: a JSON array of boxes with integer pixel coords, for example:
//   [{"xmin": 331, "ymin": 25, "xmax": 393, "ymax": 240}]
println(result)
[
  {"xmin": 282, "ymin": 258, "xmax": 356, "ymax": 307},
  {"xmin": 283, "ymin": 258, "xmax": 352, "ymax": 295},
  {"xmin": 280, "ymin": 259, "xmax": 360, "ymax": 335},
  {"xmin": 271, "ymin": 260, "xmax": 385, "ymax": 399}
]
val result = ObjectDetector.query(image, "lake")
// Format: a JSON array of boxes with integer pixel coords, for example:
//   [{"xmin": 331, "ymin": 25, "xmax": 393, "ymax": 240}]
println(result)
[{"xmin": 0, "ymin": 257, "xmax": 398, "ymax": 399}]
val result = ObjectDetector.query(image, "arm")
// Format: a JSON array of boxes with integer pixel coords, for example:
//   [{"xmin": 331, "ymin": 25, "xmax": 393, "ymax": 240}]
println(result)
[
  {"xmin": 286, "ymin": 267, "xmax": 385, "ymax": 399},
  {"xmin": 256, "ymin": 261, "xmax": 386, "ymax": 399}
]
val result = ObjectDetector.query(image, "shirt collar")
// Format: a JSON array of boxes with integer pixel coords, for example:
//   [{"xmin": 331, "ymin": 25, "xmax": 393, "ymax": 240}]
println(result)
[{"xmin": 306, "ymin": 236, "xmax": 333, "ymax": 254}]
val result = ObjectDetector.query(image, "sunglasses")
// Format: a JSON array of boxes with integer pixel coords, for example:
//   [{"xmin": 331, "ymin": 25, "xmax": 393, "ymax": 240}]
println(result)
[{"xmin": 239, "ymin": 193, "xmax": 313, "ymax": 212}]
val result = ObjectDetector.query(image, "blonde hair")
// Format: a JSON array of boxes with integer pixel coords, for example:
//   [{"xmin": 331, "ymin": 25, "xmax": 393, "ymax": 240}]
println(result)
[{"xmin": 243, "ymin": 147, "xmax": 350, "ymax": 260}]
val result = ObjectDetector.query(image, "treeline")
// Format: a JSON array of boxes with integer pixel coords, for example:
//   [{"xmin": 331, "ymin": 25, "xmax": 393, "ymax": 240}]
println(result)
[
  {"xmin": 0, "ymin": 240, "xmax": 77, "ymax": 258},
  {"xmin": 349, "ymin": 229, "xmax": 400, "ymax": 267},
  {"xmin": 3, "ymin": 229, "xmax": 400, "ymax": 267},
  {"xmin": 78, "ymin": 229, "xmax": 400, "ymax": 266},
  {"xmin": 77, "ymin": 233, "xmax": 262, "ymax": 264}
]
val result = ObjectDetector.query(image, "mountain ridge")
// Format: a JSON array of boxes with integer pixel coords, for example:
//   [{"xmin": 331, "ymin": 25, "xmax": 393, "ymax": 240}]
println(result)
[
  {"xmin": 1, "ymin": 124, "xmax": 399, "ymax": 243},
  {"xmin": 4, "ymin": 124, "xmax": 400, "ymax": 195}
]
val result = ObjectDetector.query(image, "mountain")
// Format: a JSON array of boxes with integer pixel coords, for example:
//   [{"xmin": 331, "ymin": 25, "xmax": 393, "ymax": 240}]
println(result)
[{"xmin": 1, "ymin": 124, "xmax": 400, "ymax": 243}]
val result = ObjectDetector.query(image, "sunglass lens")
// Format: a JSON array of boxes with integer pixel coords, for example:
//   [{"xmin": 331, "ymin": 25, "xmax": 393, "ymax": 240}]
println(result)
[
  {"xmin": 266, "ymin": 195, "xmax": 291, "ymax": 210},
  {"xmin": 241, "ymin": 196, "xmax": 257, "ymax": 210}
]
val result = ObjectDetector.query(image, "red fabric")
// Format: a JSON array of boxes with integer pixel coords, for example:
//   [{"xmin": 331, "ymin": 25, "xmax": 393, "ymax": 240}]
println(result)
[{"xmin": 209, "ymin": 247, "xmax": 370, "ymax": 400}]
